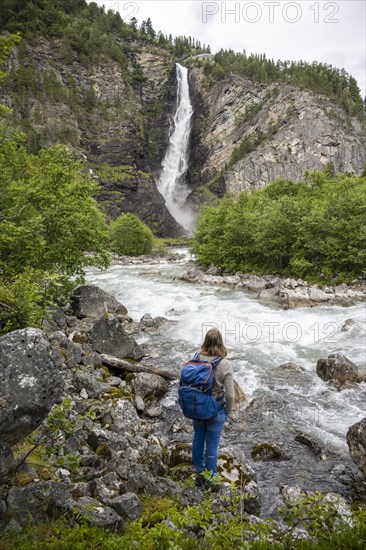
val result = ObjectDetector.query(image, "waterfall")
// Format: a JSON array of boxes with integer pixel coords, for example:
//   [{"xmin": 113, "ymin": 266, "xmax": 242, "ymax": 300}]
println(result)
[{"xmin": 157, "ymin": 63, "xmax": 195, "ymax": 230}]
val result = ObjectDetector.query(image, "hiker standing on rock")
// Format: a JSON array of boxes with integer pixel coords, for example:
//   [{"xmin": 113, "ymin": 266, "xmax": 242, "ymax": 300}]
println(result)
[{"xmin": 179, "ymin": 328, "xmax": 235, "ymax": 491}]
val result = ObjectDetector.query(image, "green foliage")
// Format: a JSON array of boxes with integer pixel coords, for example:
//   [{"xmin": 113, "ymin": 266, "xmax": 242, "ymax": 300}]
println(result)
[
  {"xmin": 0, "ymin": 489, "xmax": 365, "ymax": 549},
  {"xmin": 0, "ymin": 116, "xmax": 110, "ymax": 332},
  {"xmin": 0, "ymin": 1, "xmax": 209, "ymax": 66},
  {"xmin": 204, "ymin": 50, "xmax": 364, "ymax": 118},
  {"xmin": 109, "ymin": 213, "xmax": 154, "ymax": 257},
  {"xmin": 191, "ymin": 170, "xmax": 366, "ymax": 282}
]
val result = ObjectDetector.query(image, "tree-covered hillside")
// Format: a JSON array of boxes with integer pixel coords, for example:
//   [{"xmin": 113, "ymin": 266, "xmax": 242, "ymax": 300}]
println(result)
[{"xmin": 0, "ymin": 0, "xmax": 210, "ymax": 65}]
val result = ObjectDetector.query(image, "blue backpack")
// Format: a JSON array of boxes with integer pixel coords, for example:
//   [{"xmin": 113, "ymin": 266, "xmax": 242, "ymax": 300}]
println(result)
[{"xmin": 178, "ymin": 353, "xmax": 224, "ymax": 421}]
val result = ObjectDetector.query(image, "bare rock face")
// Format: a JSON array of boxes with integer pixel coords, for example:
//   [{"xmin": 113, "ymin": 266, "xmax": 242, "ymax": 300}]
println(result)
[
  {"xmin": 0, "ymin": 329, "xmax": 65, "ymax": 447},
  {"xmin": 187, "ymin": 69, "xmax": 365, "ymax": 200},
  {"xmin": 346, "ymin": 418, "xmax": 366, "ymax": 476},
  {"xmin": 92, "ymin": 318, "xmax": 144, "ymax": 361},
  {"xmin": 71, "ymin": 285, "xmax": 128, "ymax": 319},
  {"xmin": 316, "ymin": 353, "xmax": 363, "ymax": 386}
]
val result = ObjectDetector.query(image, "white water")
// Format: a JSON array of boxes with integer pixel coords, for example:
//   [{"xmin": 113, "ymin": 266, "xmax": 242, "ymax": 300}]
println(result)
[
  {"xmin": 157, "ymin": 64, "xmax": 195, "ymax": 230},
  {"xmin": 86, "ymin": 253, "xmax": 366, "ymax": 457}
]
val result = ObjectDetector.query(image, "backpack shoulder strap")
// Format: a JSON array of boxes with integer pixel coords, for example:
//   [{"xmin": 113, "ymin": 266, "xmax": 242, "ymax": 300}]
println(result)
[{"xmin": 211, "ymin": 356, "xmax": 223, "ymax": 368}]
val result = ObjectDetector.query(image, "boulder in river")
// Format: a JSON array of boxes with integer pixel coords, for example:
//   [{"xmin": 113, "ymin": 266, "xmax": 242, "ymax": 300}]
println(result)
[
  {"xmin": 71, "ymin": 285, "xmax": 128, "ymax": 318},
  {"xmin": 0, "ymin": 328, "xmax": 65, "ymax": 448},
  {"xmin": 316, "ymin": 353, "xmax": 363, "ymax": 386},
  {"xmin": 346, "ymin": 417, "xmax": 366, "ymax": 476}
]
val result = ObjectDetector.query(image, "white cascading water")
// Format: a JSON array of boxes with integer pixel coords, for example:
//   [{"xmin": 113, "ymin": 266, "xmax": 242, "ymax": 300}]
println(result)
[{"xmin": 157, "ymin": 63, "xmax": 195, "ymax": 230}]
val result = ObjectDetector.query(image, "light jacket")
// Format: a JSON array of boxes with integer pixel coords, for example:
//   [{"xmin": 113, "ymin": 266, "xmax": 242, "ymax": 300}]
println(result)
[{"xmin": 197, "ymin": 353, "xmax": 234, "ymax": 415}]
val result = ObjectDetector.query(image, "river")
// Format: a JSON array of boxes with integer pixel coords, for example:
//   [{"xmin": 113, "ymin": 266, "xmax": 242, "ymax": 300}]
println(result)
[{"xmin": 85, "ymin": 250, "xmax": 365, "ymax": 458}]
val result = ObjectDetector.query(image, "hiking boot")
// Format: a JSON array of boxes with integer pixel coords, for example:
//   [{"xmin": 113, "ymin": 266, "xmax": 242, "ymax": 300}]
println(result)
[
  {"xmin": 203, "ymin": 478, "xmax": 220, "ymax": 493},
  {"xmin": 195, "ymin": 473, "xmax": 206, "ymax": 488}
]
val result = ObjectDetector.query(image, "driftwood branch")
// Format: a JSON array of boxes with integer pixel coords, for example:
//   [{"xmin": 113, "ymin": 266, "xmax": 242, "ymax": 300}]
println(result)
[{"xmin": 101, "ymin": 354, "xmax": 179, "ymax": 381}]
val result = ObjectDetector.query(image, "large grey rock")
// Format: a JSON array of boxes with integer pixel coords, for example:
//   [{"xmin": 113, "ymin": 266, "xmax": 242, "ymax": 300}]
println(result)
[
  {"xmin": 71, "ymin": 285, "xmax": 128, "ymax": 318},
  {"xmin": 107, "ymin": 493, "xmax": 143, "ymax": 520},
  {"xmin": 316, "ymin": 353, "xmax": 362, "ymax": 386},
  {"xmin": 134, "ymin": 372, "xmax": 168, "ymax": 399},
  {"xmin": 0, "ymin": 329, "xmax": 65, "ymax": 446},
  {"xmin": 7, "ymin": 481, "xmax": 73, "ymax": 523},
  {"xmin": 92, "ymin": 318, "xmax": 144, "ymax": 360},
  {"xmin": 73, "ymin": 496, "xmax": 123, "ymax": 530},
  {"xmin": 347, "ymin": 417, "xmax": 366, "ymax": 475}
]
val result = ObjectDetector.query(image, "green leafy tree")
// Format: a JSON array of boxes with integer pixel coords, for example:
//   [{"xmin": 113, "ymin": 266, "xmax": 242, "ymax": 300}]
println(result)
[
  {"xmin": 109, "ymin": 213, "xmax": 154, "ymax": 256},
  {"xmin": 0, "ymin": 37, "xmax": 110, "ymax": 332},
  {"xmin": 191, "ymin": 170, "xmax": 366, "ymax": 283}
]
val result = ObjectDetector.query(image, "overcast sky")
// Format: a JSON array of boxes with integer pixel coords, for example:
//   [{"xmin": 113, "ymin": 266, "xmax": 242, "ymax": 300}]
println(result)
[{"xmin": 94, "ymin": 0, "xmax": 365, "ymax": 96}]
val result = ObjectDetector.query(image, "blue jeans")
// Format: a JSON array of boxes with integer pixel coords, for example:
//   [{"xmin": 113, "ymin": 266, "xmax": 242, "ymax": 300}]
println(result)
[{"xmin": 192, "ymin": 408, "xmax": 227, "ymax": 476}]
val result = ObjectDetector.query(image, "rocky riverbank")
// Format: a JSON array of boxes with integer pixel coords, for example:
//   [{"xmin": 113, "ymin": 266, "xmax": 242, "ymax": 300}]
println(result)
[
  {"xmin": 0, "ymin": 284, "xmax": 365, "ymax": 538},
  {"xmin": 178, "ymin": 264, "xmax": 366, "ymax": 309}
]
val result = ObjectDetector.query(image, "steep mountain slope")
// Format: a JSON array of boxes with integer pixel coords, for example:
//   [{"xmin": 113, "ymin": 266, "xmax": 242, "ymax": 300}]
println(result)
[
  {"xmin": 2, "ymin": 37, "xmax": 184, "ymax": 236},
  {"xmin": 186, "ymin": 67, "xmax": 365, "ymax": 206}
]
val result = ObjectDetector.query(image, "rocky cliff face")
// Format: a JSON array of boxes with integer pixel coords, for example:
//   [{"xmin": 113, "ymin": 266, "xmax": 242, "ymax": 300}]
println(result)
[
  {"xmin": 3, "ymin": 42, "xmax": 365, "ymax": 234},
  {"xmin": 187, "ymin": 67, "xmax": 365, "ymax": 205},
  {"xmin": 3, "ymin": 38, "xmax": 183, "ymax": 236}
]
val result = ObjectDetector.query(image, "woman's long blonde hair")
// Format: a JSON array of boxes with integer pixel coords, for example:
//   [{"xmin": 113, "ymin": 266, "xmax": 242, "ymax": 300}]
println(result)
[{"xmin": 200, "ymin": 328, "xmax": 227, "ymax": 358}]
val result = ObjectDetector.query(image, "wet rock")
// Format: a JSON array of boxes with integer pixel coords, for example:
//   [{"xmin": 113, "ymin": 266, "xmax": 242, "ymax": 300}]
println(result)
[
  {"xmin": 251, "ymin": 442, "xmax": 289, "ymax": 461},
  {"xmin": 92, "ymin": 317, "xmax": 144, "ymax": 360},
  {"xmin": 295, "ymin": 432, "xmax": 322, "ymax": 456},
  {"xmin": 246, "ymin": 392, "xmax": 284, "ymax": 417},
  {"xmin": 134, "ymin": 372, "xmax": 168, "ymax": 399},
  {"xmin": 0, "ymin": 328, "xmax": 64, "ymax": 447},
  {"xmin": 340, "ymin": 318, "xmax": 356, "ymax": 332},
  {"xmin": 71, "ymin": 285, "xmax": 128, "ymax": 318},
  {"xmin": 107, "ymin": 493, "xmax": 143, "ymax": 521},
  {"xmin": 279, "ymin": 288, "xmax": 313, "ymax": 308},
  {"xmin": 308, "ymin": 287, "xmax": 332, "ymax": 302},
  {"xmin": 259, "ymin": 287, "xmax": 280, "ymax": 300},
  {"xmin": 48, "ymin": 331, "xmax": 82, "ymax": 368},
  {"xmin": 139, "ymin": 313, "xmax": 168, "ymax": 330},
  {"xmin": 346, "ymin": 417, "xmax": 366, "ymax": 475},
  {"xmin": 316, "ymin": 353, "xmax": 363, "ymax": 386},
  {"xmin": 276, "ymin": 362, "xmax": 304, "ymax": 373}
]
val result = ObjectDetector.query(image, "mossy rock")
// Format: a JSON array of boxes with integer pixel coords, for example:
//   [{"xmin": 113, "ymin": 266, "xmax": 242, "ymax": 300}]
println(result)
[
  {"xmin": 141, "ymin": 496, "xmax": 180, "ymax": 526},
  {"xmin": 217, "ymin": 454, "xmax": 254, "ymax": 487},
  {"xmin": 168, "ymin": 443, "xmax": 191, "ymax": 468},
  {"xmin": 109, "ymin": 386, "xmax": 133, "ymax": 400},
  {"xmin": 95, "ymin": 442, "xmax": 112, "ymax": 459},
  {"xmin": 251, "ymin": 442, "xmax": 287, "ymax": 462}
]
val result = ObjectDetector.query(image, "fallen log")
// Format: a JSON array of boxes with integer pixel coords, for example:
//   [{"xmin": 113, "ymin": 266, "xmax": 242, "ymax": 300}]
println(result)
[{"xmin": 101, "ymin": 354, "xmax": 179, "ymax": 381}]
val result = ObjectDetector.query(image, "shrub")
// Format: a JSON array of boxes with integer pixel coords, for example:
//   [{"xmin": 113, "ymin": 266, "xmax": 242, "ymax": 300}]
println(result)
[{"xmin": 109, "ymin": 213, "xmax": 154, "ymax": 256}]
